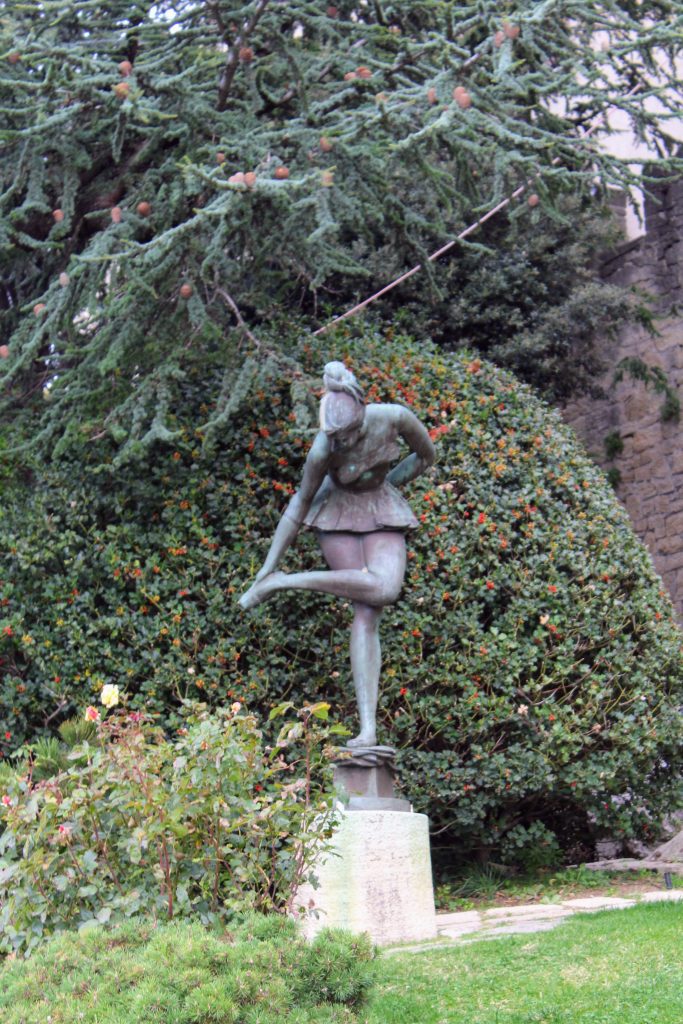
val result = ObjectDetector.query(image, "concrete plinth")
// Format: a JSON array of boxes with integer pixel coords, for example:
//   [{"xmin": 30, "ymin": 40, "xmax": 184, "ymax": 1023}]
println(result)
[{"xmin": 295, "ymin": 808, "xmax": 437, "ymax": 945}]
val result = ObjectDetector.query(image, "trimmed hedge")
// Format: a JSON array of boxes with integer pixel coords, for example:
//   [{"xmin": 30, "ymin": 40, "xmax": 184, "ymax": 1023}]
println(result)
[
  {"xmin": 0, "ymin": 915, "xmax": 375, "ymax": 1022},
  {"xmin": 2, "ymin": 327, "xmax": 682, "ymax": 861}
]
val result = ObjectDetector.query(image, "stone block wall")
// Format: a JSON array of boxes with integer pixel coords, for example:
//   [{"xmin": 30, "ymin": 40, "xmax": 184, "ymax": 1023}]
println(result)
[{"xmin": 562, "ymin": 170, "xmax": 683, "ymax": 617}]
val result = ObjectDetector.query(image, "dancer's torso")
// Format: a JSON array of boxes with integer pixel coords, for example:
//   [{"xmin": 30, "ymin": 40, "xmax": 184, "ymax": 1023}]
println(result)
[{"xmin": 327, "ymin": 406, "xmax": 401, "ymax": 493}]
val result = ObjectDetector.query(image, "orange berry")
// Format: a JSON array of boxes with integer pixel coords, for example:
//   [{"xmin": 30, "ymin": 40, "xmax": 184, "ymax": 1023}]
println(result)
[
  {"xmin": 243, "ymin": 171, "xmax": 257, "ymax": 188},
  {"xmin": 238, "ymin": 46, "xmax": 254, "ymax": 62},
  {"xmin": 136, "ymin": 200, "xmax": 151, "ymax": 216},
  {"xmin": 52, "ymin": 208, "xmax": 64, "ymax": 222},
  {"xmin": 494, "ymin": 31, "xmax": 505, "ymax": 47},
  {"xmin": 228, "ymin": 171, "xmax": 245, "ymax": 185},
  {"xmin": 118, "ymin": 59, "xmax": 133, "ymax": 76},
  {"xmin": 7, "ymin": 52, "xmax": 21, "ymax": 65},
  {"xmin": 111, "ymin": 206, "xmax": 122, "ymax": 223},
  {"xmin": 216, "ymin": 152, "xmax": 226, "ymax": 164},
  {"xmin": 0, "ymin": 344, "xmax": 9, "ymax": 359},
  {"xmin": 356, "ymin": 66, "xmax": 372, "ymax": 79},
  {"xmin": 274, "ymin": 166, "xmax": 290, "ymax": 179},
  {"xmin": 427, "ymin": 87, "xmax": 437, "ymax": 105},
  {"xmin": 321, "ymin": 170, "xmax": 334, "ymax": 187},
  {"xmin": 344, "ymin": 71, "xmax": 357, "ymax": 81},
  {"xmin": 527, "ymin": 193, "xmax": 540, "ymax": 208},
  {"xmin": 503, "ymin": 21, "xmax": 520, "ymax": 39},
  {"xmin": 33, "ymin": 303, "xmax": 46, "ymax": 316},
  {"xmin": 319, "ymin": 136, "xmax": 333, "ymax": 152},
  {"xmin": 113, "ymin": 81, "xmax": 129, "ymax": 99},
  {"xmin": 180, "ymin": 283, "xmax": 193, "ymax": 299}
]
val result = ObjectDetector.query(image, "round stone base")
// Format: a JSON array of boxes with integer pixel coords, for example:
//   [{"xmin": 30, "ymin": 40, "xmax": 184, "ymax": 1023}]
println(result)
[{"xmin": 295, "ymin": 808, "xmax": 437, "ymax": 945}]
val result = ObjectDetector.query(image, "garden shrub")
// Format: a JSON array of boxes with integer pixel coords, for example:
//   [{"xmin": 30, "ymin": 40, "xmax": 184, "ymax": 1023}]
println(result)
[
  {"xmin": 0, "ymin": 702, "xmax": 338, "ymax": 956},
  {"xmin": 1, "ymin": 326, "xmax": 682, "ymax": 864},
  {"xmin": 0, "ymin": 915, "xmax": 375, "ymax": 1023}
]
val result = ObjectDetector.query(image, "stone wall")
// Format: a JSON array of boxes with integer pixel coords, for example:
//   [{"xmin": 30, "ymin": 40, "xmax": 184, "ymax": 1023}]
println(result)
[{"xmin": 563, "ymin": 170, "xmax": 683, "ymax": 617}]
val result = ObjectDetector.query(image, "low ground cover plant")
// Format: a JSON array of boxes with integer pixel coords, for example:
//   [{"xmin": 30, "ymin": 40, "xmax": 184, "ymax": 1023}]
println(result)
[
  {"xmin": 2, "ymin": 327, "xmax": 682, "ymax": 863},
  {"xmin": 434, "ymin": 864, "xmax": 682, "ymax": 910},
  {"xmin": 0, "ymin": 701, "xmax": 338, "ymax": 957},
  {"xmin": 0, "ymin": 914, "xmax": 375, "ymax": 1024}
]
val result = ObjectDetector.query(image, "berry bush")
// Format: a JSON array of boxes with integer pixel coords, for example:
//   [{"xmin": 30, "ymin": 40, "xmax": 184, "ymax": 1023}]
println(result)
[{"xmin": 2, "ymin": 327, "xmax": 681, "ymax": 862}]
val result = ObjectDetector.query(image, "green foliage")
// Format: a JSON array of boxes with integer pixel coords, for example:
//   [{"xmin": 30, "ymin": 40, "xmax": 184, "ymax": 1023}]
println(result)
[
  {"xmin": 1, "ymin": 329, "xmax": 682, "ymax": 865},
  {"xmin": 606, "ymin": 467, "xmax": 622, "ymax": 490},
  {"xmin": 0, "ymin": 703, "xmax": 337, "ymax": 957},
  {"xmin": 614, "ymin": 357, "xmax": 681, "ymax": 423},
  {"xmin": 0, "ymin": 916, "xmax": 375, "ymax": 1022},
  {"xmin": 603, "ymin": 432, "xmax": 624, "ymax": 460},
  {"xmin": 57, "ymin": 716, "xmax": 98, "ymax": 747},
  {"xmin": 437, "ymin": 863, "xmax": 509, "ymax": 903},
  {"xmin": 391, "ymin": 201, "xmax": 640, "ymax": 403},
  {"xmin": 499, "ymin": 821, "xmax": 562, "ymax": 872},
  {"xmin": 1, "ymin": 1, "xmax": 683, "ymax": 457}
]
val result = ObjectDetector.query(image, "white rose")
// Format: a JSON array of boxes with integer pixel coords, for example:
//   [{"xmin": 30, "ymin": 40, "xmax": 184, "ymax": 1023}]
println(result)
[{"xmin": 101, "ymin": 684, "xmax": 120, "ymax": 709}]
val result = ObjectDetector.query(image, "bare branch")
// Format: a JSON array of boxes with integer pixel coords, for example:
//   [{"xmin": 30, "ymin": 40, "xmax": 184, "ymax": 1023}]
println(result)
[{"xmin": 216, "ymin": 0, "xmax": 271, "ymax": 112}]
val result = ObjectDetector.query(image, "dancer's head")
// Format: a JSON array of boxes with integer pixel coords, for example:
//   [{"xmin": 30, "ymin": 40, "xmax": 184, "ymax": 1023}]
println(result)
[{"xmin": 320, "ymin": 361, "xmax": 365, "ymax": 450}]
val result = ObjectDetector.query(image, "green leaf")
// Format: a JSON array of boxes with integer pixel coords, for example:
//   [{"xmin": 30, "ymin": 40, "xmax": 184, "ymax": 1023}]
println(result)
[{"xmin": 269, "ymin": 702, "xmax": 295, "ymax": 721}]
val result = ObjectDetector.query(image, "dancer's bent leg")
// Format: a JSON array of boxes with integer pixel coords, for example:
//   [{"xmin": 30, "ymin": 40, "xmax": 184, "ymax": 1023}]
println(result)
[
  {"xmin": 240, "ymin": 531, "xmax": 405, "ymax": 608},
  {"xmin": 239, "ymin": 531, "xmax": 406, "ymax": 748}
]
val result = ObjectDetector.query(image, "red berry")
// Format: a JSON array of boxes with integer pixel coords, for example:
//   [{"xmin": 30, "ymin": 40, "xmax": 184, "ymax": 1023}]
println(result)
[
  {"xmin": 503, "ymin": 21, "xmax": 520, "ymax": 39},
  {"xmin": 494, "ymin": 31, "xmax": 505, "ymax": 47},
  {"xmin": 136, "ymin": 201, "xmax": 151, "ymax": 216},
  {"xmin": 7, "ymin": 52, "xmax": 21, "ymax": 65},
  {"xmin": 326, "ymin": 5, "xmax": 338, "ymax": 16},
  {"xmin": 111, "ymin": 206, "xmax": 122, "ymax": 223},
  {"xmin": 527, "ymin": 193, "xmax": 540, "ymax": 208},
  {"xmin": 427, "ymin": 87, "xmax": 437, "ymax": 105},
  {"xmin": 33, "ymin": 303, "xmax": 46, "ymax": 316},
  {"xmin": 52, "ymin": 208, "xmax": 64, "ymax": 222},
  {"xmin": 180, "ymin": 283, "xmax": 193, "ymax": 299},
  {"xmin": 356, "ymin": 66, "xmax": 372, "ymax": 79},
  {"xmin": 0, "ymin": 344, "xmax": 9, "ymax": 359},
  {"xmin": 118, "ymin": 59, "xmax": 133, "ymax": 76}
]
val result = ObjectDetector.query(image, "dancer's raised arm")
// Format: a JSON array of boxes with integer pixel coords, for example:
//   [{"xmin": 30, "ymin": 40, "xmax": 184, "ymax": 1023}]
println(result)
[{"xmin": 386, "ymin": 407, "xmax": 435, "ymax": 488}]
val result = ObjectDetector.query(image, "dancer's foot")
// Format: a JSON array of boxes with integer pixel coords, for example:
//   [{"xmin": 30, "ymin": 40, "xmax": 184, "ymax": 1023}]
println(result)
[
  {"xmin": 238, "ymin": 571, "xmax": 286, "ymax": 610},
  {"xmin": 347, "ymin": 730, "xmax": 377, "ymax": 749}
]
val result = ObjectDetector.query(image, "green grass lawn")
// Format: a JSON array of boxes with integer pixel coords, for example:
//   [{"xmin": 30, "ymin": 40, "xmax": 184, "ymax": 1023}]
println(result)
[{"xmin": 366, "ymin": 902, "xmax": 683, "ymax": 1024}]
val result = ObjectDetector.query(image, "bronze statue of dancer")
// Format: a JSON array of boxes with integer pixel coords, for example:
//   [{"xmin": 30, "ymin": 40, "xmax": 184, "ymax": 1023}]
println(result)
[{"xmin": 239, "ymin": 361, "xmax": 435, "ymax": 748}]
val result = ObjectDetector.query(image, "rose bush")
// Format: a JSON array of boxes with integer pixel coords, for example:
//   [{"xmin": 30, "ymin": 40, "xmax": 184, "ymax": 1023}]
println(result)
[
  {"xmin": 1, "ymin": 326, "xmax": 682, "ymax": 863},
  {"xmin": 0, "ymin": 701, "xmax": 339, "ymax": 956}
]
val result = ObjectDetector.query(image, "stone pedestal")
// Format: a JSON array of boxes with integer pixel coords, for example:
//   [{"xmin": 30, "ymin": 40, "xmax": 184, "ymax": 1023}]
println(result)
[{"xmin": 296, "ymin": 808, "xmax": 437, "ymax": 945}]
